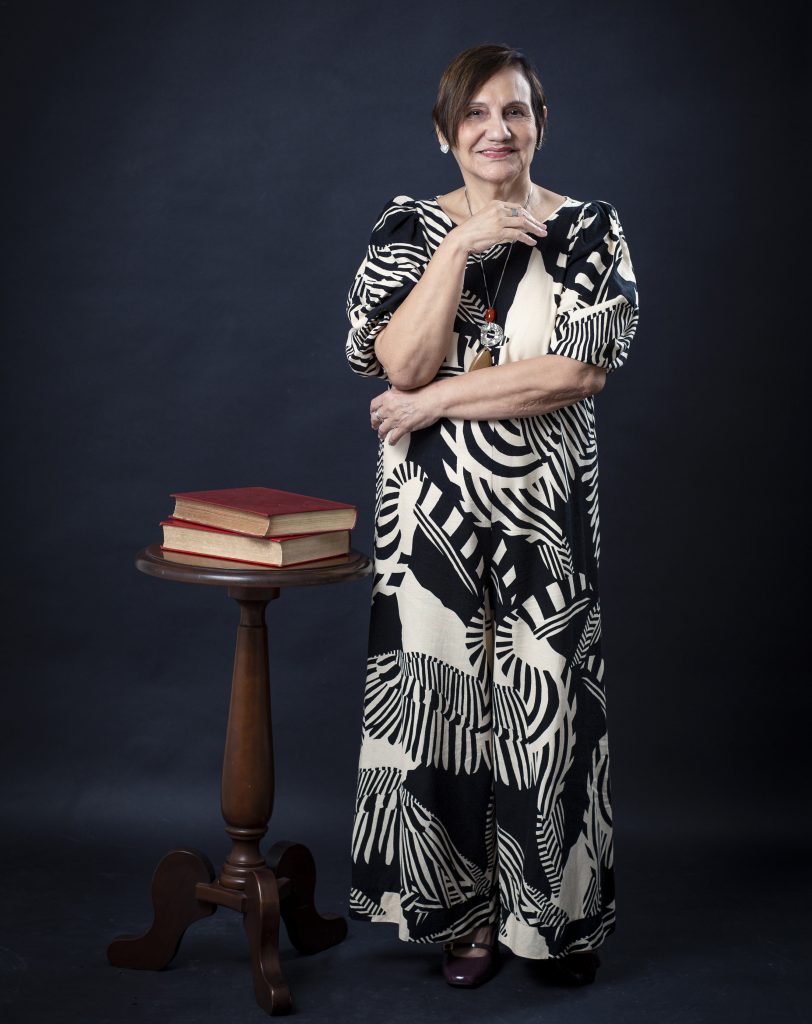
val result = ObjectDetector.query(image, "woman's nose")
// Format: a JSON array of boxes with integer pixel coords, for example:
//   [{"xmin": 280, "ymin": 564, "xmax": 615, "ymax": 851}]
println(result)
[{"xmin": 485, "ymin": 114, "xmax": 510, "ymax": 138}]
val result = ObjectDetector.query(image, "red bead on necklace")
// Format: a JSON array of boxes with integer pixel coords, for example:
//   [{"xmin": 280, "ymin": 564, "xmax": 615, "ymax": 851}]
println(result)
[{"xmin": 485, "ymin": 307, "xmax": 497, "ymax": 323}]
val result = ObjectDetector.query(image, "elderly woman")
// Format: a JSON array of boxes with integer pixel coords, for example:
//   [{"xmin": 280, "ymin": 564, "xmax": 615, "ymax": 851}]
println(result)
[{"xmin": 344, "ymin": 42, "xmax": 639, "ymax": 990}]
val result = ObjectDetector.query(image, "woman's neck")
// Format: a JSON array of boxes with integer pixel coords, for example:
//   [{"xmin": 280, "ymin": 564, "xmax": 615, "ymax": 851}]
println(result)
[{"xmin": 461, "ymin": 175, "xmax": 533, "ymax": 212}]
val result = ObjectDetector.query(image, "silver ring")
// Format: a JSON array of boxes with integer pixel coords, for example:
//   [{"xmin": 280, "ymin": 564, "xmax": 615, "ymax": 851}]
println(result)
[{"xmin": 510, "ymin": 207, "xmax": 519, "ymax": 217}]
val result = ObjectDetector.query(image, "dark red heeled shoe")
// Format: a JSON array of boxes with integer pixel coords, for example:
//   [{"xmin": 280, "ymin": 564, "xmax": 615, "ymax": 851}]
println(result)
[
  {"xmin": 537, "ymin": 949, "xmax": 601, "ymax": 986},
  {"xmin": 442, "ymin": 939, "xmax": 501, "ymax": 988}
]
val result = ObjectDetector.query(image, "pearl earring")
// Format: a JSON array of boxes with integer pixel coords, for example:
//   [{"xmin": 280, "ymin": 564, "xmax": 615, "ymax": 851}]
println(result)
[{"xmin": 440, "ymin": 142, "xmax": 449, "ymax": 154}]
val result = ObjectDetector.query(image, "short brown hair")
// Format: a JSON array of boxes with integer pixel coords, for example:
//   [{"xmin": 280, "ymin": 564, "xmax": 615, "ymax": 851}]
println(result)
[{"xmin": 432, "ymin": 43, "xmax": 548, "ymax": 150}]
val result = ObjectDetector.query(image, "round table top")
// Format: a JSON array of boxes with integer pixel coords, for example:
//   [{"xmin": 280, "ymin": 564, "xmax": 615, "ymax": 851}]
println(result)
[{"xmin": 135, "ymin": 543, "xmax": 372, "ymax": 589}]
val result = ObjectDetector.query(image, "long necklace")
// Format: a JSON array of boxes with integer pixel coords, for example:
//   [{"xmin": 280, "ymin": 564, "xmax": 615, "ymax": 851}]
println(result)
[{"xmin": 464, "ymin": 183, "xmax": 533, "ymax": 351}]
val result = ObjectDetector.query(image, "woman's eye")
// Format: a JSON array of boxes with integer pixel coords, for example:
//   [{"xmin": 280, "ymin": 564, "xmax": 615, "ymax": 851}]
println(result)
[{"xmin": 466, "ymin": 107, "xmax": 527, "ymax": 118}]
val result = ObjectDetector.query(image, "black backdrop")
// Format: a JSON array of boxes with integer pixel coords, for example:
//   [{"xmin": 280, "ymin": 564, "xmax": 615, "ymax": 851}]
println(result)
[{"xmin": 1, "ymin": 2, "xmax": 807, "ymax": 1021}]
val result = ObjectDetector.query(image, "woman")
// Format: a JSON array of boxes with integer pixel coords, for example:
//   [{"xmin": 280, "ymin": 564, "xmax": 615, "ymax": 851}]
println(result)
[{"xmin": 344, "ymin": 42, "xmax": 639, "ymax": 989}]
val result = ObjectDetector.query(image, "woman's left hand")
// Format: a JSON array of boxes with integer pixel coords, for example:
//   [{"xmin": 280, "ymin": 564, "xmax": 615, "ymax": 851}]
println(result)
[{"xmin": 370, "ymin": 384, "xmax": 442, "ymax": 445}]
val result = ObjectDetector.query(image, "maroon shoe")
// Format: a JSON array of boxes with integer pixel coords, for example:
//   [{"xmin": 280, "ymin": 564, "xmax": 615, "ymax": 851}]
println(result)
[
  {"xmin": 442, "ymin": 939, "xmax": 500, "ymax": 988},
  {"xmin": 538, "ymin": 949, "xmax": 601, "ymax": 986}
]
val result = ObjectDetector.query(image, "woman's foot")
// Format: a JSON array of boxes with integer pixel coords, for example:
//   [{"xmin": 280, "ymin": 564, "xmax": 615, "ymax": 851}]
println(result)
[
  {"xmin": 442, "ymin": 922, "xmax": 500, "ymax": 987},
  {"xmin": 446, "ymin": 922, "xmax": 496, "ymax": 958},
  {"xmin": 537, "ymin": 949, "xmax": 601, "ymax": 986}
]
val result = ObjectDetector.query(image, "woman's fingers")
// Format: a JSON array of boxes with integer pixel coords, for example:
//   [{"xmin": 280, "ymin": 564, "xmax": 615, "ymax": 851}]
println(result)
[
  {"xmin": 370, "ymin": 387, "xmax": 437, "ymax": 445},
  {"xmin": 371, "ymin": 405, "xmax": 390, "ymax": 437},
  {"xmin": 372, "ymin": 402, "xmax": 404, "ymax": 442},
  {"xmin": 504, "ymin": 225, "xmax": 542, "ymax": 246},
  {"xmin": 515, "ymin": 211, "xmax": 546, "ymax": 234},
  {"xmin": 459, "ymin": 198, "xmax": 552, "ymax": 254},
  {"xmin": 499, "ymin": 202, "xmax": 546, "ymax": 231}
]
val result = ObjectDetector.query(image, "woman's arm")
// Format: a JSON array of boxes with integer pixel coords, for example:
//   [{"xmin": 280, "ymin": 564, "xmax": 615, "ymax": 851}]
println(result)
[
  {"xmin": 370, "ymin": 354, "xmax": 606, "ymax": 445},
  {"xmin": 433, "ymin": 354, "xmax": 606, "ymax": 418},
  {"xmin": 373, "ymin": 232, "xmax": 468, "ymax": 390},
  {"xmin": 374, "ymin": 202, "xmax": 546, "ymax": 390}
]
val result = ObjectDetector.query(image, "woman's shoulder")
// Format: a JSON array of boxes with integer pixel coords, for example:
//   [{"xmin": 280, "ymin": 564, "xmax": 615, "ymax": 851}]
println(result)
[
  {"xmin": 571, "ymin": 197, "xmax": 624, "ymax": 223},
  {"xmin": 376, "ymin": 193, "xmax": 418, "ymax": 212},
  {"xmin": 373, "ymin": 194, "xmax": 454, "ymax": 223},
  {"xmin": 368, "ymin": 195, "xmax": 425, "ymax": 246},
  {"xmin": 555, "ymin": 198, "xmax": 625, "ymax": 245},
  {"xmin": 553, "ymin": 195, "xmax": 615, "ymax": 218},
  {"xmin": 367, "ymin": 194, "xmax": 459, "ymax": 253},
  {"xmin": 561, "ymin": 198, "xmax": 631, "ymax": 262}
]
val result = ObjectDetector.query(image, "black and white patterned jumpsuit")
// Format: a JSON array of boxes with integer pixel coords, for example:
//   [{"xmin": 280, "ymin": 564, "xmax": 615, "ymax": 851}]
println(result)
[{"xmin": 344, "ymin": 194, "xmax": 639, "ymax": 959}]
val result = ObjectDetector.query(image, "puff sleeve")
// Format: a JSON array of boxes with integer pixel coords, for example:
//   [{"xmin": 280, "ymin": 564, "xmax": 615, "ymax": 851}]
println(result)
[
  {"xmin": 548, "ymin": 200, "xmax": 639, "ymax": 374},
  {"xmin": 345, "ymin": 196, "xmax": 428, "ymax": 380}
]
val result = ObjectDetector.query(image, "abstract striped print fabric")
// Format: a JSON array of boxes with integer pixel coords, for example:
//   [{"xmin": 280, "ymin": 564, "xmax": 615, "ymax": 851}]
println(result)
[{"xmin": 344, "ymin": 192, "xmax": 638, "ymax": 958}]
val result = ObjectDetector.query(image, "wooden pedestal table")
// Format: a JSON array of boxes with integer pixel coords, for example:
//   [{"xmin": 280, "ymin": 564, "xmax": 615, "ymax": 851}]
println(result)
[{"xmin": 107, "ymin": 544, "xmax": 372, "ymax": 1015}]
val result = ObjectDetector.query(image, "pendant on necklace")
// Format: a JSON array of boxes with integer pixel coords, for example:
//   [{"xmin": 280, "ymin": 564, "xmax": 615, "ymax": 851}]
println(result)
[
  {"xmin": 480, "ymin": 307, "xmax": 503, "ymax": 348},
  {"xmin": 480, "ymin": 321, "xmax": 504, "ymax": 348}
]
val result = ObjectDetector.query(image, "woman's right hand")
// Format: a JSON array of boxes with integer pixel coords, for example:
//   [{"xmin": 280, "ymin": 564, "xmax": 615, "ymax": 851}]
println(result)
[{"xmin": 451, "ymin": 199, "xmax": 548, "ymax": 254}]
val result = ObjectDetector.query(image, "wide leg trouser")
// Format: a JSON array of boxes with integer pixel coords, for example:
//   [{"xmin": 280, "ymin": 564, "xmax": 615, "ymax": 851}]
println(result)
[{"xmin": 349, "ymin": 421, "xmax": 616, "ymax": 959}]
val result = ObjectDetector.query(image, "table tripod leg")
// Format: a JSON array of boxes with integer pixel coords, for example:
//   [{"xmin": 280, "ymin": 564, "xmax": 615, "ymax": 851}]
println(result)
[
  {"xmin": 267, "ymin": 840, "xmax": 347, "ymax": 954},
  {"xmin": 107, "ymin": 848, "xmax": 216, "ymax": 970},
  {"xmin": 244, "ymin": 867, "xmax": 293, "ymax": 1015}
]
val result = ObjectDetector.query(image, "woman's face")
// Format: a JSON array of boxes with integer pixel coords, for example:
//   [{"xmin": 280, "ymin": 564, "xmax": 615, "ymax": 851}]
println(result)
[{"xmin": 446, "ymin": 67, "xmax": 542, "ymax": 189}]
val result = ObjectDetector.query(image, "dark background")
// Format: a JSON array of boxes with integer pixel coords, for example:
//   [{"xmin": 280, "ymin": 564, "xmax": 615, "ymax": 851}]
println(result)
[{"xmin": 1, "ymin": 1, "xmax": 807, "ymax": 1022}]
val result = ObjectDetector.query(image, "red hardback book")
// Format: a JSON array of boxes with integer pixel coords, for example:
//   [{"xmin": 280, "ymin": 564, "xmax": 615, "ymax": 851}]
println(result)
[
  {"xmin": 169, "ymin": 486, "xmax": 358, "ymax": 538},
  {"xmin": 160, "ymin": 517, "xmax": 351, "ymax": 567},
  {"xmin": 161, "ymin": 549, "xmax": 353, "ymax": 571}
]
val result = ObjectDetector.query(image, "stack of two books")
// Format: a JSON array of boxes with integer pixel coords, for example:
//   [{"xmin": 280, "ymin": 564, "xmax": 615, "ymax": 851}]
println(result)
[{"xmin": 160, "ymin": 487, "xmax": 358, "ymax": 568}]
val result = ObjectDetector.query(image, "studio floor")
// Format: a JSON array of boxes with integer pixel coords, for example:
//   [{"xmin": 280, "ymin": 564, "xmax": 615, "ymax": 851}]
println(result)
[{"xmin": 1, "ymin": 817, "xmax": 807, "ymax": 1024}]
